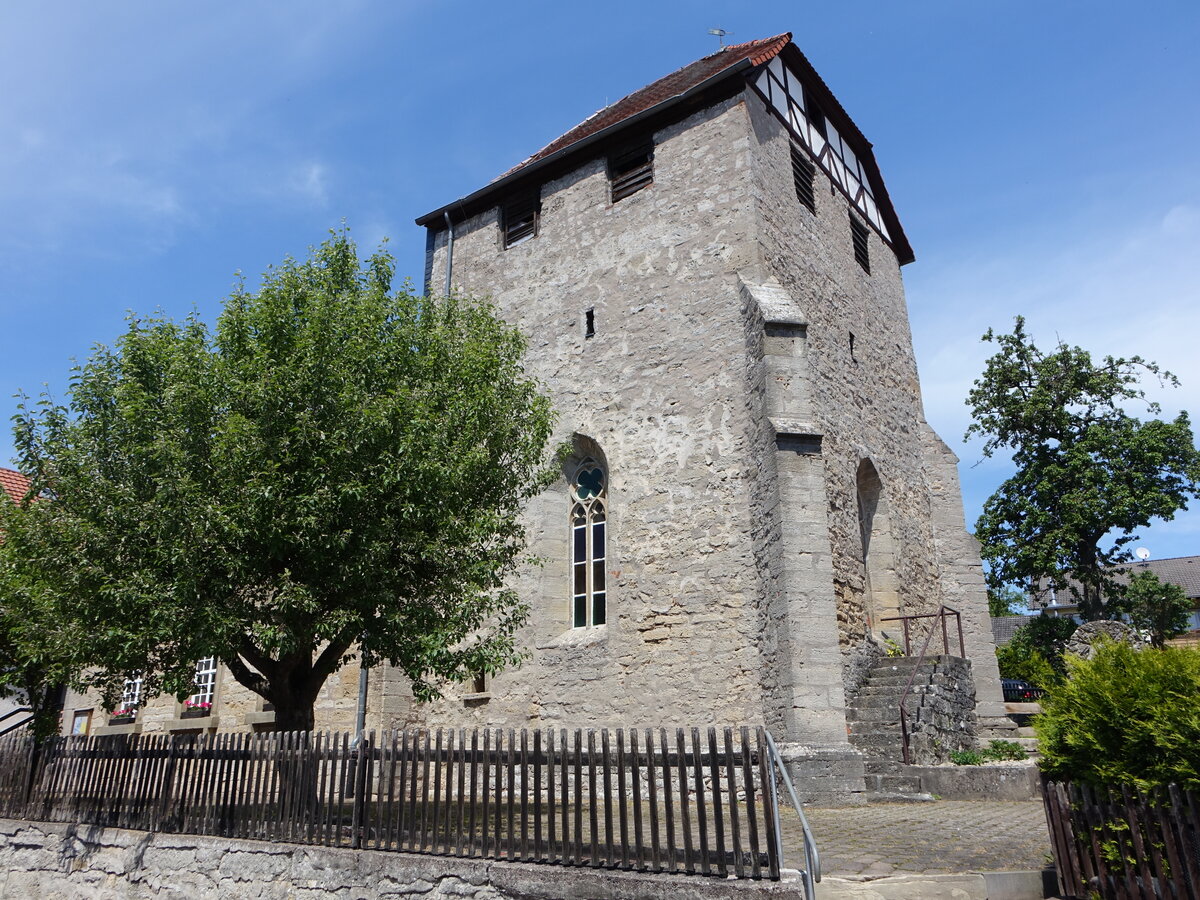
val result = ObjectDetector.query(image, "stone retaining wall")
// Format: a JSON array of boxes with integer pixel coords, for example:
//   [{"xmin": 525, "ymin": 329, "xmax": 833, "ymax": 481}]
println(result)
[{"xmin": 0, "ymin": 818, "xmax": 805, "ymax": 899}]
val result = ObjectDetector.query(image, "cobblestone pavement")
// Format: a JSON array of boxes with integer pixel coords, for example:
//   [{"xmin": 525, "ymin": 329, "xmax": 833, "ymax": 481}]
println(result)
[{"xmin": 781, "ymin": 800, "xmax": 1052, "ymax": 877}]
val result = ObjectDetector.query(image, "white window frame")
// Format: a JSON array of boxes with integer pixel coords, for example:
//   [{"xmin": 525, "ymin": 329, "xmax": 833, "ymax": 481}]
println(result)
[
  {"xmin": 186, "ymin": 656, "xmax": 218, "ymax": 710},
  {"xmin": 115, "ymin": 675, "xmax": 143, "ymax": 717}
]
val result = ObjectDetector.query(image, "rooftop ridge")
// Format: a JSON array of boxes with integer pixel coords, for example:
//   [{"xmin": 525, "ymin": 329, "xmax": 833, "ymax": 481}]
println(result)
[{"xmin": 499, "ymin": 32, "xmax": 791, "ymax": 179}]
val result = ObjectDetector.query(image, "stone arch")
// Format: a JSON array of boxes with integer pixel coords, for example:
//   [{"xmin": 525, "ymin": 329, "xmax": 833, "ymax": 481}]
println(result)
[{"xmin": 857, "ymin": 458, "xmax": 901, "ymax": 637}]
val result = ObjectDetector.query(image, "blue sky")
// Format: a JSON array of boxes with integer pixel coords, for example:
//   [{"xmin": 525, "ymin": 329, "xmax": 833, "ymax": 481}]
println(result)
[{"xmin": 2, "ymin": 1, "xmax": 1198, "ymax": 560}]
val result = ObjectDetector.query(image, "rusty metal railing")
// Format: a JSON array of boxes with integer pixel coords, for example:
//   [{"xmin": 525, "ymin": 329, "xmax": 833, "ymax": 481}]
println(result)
[{"xmin": 878, "ymin": 606, "xmax": 964, "ymax": 658}]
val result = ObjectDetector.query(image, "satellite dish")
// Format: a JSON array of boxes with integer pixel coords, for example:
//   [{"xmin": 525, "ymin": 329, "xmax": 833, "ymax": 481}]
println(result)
[{"xmin": 1135, "ymin": 547, "xmax": 1151, "ymax": 561}]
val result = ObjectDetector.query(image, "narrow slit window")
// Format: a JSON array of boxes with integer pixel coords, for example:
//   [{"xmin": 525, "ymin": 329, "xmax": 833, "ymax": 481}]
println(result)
[
  {"xmin": 790, "ymin": 144, "xmax": 816, "ymax": 213},
  {"xmin": 570, "ymin": 460, "xmax": 608, "ymax": 628},
  {"xmin": 609, "ymin": 143, "xmax": 654, "ymax": 202},
  {"xmin": 502, "ymin": 193, "xmax": 540, "ymax": 248},
  {"xmin": 585, "ymin": 308, "xmax": 595, "ymax": 338},
  {"xmin": 850, "ymin": 214, "xmax": 870, "ymax": 273}
]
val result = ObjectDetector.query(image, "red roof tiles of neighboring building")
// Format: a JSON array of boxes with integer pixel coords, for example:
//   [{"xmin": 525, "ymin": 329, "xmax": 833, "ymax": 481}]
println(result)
[
  {"xmin": 0, "ymin": 468, "xmax": 31, "ymax": 504},
  {"xmin": 502, "ymin": 33, "xmax": 792, "ymax": 178}
]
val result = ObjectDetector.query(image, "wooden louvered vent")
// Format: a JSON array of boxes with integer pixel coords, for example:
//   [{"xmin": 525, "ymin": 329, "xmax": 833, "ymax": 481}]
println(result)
[
  {"xmin": 609, "ymin": 144, "xmax": 654, "ymax": 203},
  {"xmin": 790, "ymin": 144, "xmax": 815, "ymax": 213},
  {"xmin": 850, "ymin": 214, "xmax": 870, "ymax": 273},
  {"xmin": 503, "ymin": 194, "xmax": 540, "ymax": 248}
]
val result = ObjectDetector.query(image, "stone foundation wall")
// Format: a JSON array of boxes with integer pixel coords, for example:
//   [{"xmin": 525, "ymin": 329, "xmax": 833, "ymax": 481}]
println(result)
[{"xmin": 0, "ymin": 818, "xmax": 805, "ymax": 899}]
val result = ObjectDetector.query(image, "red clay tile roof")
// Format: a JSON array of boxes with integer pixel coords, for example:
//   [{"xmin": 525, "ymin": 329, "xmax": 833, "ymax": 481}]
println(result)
[
  {"xmin": 502, "ymin": 33, "xmax": 791, "ymax": 178},
  {"xmin": 0, "ymin": 468, "xmax": 31, "ymax": 504}
]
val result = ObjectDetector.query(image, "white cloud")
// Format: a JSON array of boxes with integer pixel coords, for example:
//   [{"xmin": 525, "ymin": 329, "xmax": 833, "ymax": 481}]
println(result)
[{"xmin": 288, "ymin": 162, "xmax": 330, "ymax": 207}]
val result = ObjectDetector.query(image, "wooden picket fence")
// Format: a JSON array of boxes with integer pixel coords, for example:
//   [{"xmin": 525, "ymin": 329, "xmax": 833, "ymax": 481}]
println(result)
[
  {"xmin": 1042, "ymin": 776, "xmax": 1200, "ymax": 899},
  {"xmin": 0, "ymin": 725, "xmax": 786, "ymax": 880}
]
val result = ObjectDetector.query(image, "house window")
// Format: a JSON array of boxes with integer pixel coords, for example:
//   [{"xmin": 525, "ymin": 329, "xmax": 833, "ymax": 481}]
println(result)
[
  {"xmin": 570, "ymin": 460, "xmax": 607, "ymax": 628},
  {"xmin": 502, "ymin": 193, "xmax": 540, "ymax": 248},
  {"xmin": 609, "ymin": 143, "xmax": 654, "ymax": 202},
  {"xmin": 850, "ymin": 214, "xmax": 870, "ymax": 272},
  {"xmin": 185, "ymin": 656, "xmax": 217, "ymax": 715},
  {"xmin": 112, "ymin": 675, "xmax": 143, "ymax": 721},
  {"xmin": 790, "ymin": 144, "xmax": 815, "ymax": 213},
  {"xmin": 71, "ymin": 710, "xmax": 92, "ymax": 736}
]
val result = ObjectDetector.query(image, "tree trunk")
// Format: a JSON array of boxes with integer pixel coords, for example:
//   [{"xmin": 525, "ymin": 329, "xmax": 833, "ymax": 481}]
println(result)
[{"xmin": 272, "ymin": 701, "xmax": 315, "ymax": 733}]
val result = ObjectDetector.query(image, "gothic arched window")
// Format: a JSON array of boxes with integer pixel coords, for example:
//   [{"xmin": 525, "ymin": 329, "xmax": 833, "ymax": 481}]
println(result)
[{"xmin": 570, "ymin": 459, "xmax": 607, "ymax": 628}]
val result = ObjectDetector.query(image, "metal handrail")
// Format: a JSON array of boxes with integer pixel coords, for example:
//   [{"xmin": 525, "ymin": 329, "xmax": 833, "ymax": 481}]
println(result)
[
  {"xmin": 892, "ymin": 605, "xmax": 959, "ymax": 765},
  {"xmin": 764, "ymin": 731, "xmax": 820, "ymax": 900}
]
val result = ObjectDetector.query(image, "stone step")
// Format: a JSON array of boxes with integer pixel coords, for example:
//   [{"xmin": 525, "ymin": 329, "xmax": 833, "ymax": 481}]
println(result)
[
  {"xmin": 870, "ymin": 654, "xmax": 958, "ymax": 668},
  {"xmin": 866, "ymin": 669, "xmax": 939, "ymax": 683},
  {"xmin": 844, "ymin": 708, "xmax": 902, "ymax": 724},
  {"xmin": 1017, "ymin": 726, "xmax": 1037, "ymax": 738},
  {"xmin": 863, "ymin": 772, "xmax": 926, "ymax": 795},
  {"xmin": 849, "ymin": 691, "xmax": 936, "ymax": 706},
  {"xmin": 866, "ymin": 671, "xmax": 957, "ymax": 687},
  {"xmin": 848, "ymin": 722, "xmax": 900, "ymax": 737},
  {"xmin": 1013, "ymin": 737, "xmax": 1040, "ymax": 756},
  {"xmin": 847, "ymin": 735, "xmax": 905, "ymax": 756},
  {"xmin": 859, "ymin": 684, "xmax": 937, "ymax": 698},
  {"xmin": 849, "ymin": 692, "xmax": 936, "ymax": 706},
  {"xmin": 863, "ymin": 759, "xmax": 907, "ymax": 775}
]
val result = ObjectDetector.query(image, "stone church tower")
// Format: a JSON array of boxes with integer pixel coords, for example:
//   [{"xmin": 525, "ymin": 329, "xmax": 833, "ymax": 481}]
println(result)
[{"xmin": 415, "ymin": 33, "xmax": 1009, "ymax": 802}]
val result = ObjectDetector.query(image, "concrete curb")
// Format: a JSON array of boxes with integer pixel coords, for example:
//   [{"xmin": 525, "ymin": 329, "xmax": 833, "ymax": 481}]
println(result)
[{"xmin": 816, "ymin": 869, "xmax": 1055, "ymax": 899}]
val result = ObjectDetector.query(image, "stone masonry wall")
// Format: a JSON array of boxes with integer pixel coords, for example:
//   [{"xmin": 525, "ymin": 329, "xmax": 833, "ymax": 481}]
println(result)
[
  {"xmin": 0, "ymin": 818, "xmax": 805, "ymax": 899},
  {"xmin": 744, "ymin": 88, "xmax": 946, "ymax": 647},
  {"xmin": 420, "ymin": 96, "xmax": 778, "ymax": 732}
]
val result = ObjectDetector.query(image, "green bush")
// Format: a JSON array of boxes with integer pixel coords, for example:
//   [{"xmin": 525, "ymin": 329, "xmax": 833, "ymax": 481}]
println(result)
[
  {"xmin": 1036, "ymin": 640, "xmax": 1200, "ymax": 791},
  {"xmin": 996, "ymin": 643, "xmax": 1060, "ymax": 692},
  {"xmin": 950, "ymin": 750, "xmax": 984, "ymax": 766},
  {"xmin": 983, "ymin": 739, "xmax": 1028, "ymax": 762},
  {"xmin": 949, "ymin": 741, "xmax": 1028, "ymax": 766}
]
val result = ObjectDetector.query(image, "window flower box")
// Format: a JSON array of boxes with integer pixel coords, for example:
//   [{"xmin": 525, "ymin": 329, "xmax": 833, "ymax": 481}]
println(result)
[
  {"xmin": 108, "ymin": 707, "xmax": 137, "ymax": 725},
  {"xmin": 181, "ymin": 700, "xmax": 212, "ymax": 719}
]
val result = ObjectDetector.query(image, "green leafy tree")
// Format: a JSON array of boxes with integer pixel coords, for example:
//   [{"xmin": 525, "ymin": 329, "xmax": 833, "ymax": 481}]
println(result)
[
  {"xmin": 8, "ymin": 231, "xmax": 556, "ymax": 731},
  {"xmin": 0, "ymin": 495, "xmax": 74, "ymax": 739},
  {"xmin": 1037, "ymin": 640, "xmax": 1200, "ymax": 791},
  {"xmin": 1012, "ymin": 615, "xmax": 1078, "ymax": 679},
  {"xmin": 995, "ymin": 643, "xmax": 1058, "ymax": 692},
  {"xmin": 995, "ymin": 614, "xmax": 1077, "ymax": 690},
  {"xmin": 987, "ymin": 585, "xmax": 1025, "ymax": 617},
  {"xmin": 1114, "ymin": 570, "xmax": 1192, "ymax": 649},
  {"xmin": 967, "ymin": 317, "xmax": 1200, "ymax": 620}
]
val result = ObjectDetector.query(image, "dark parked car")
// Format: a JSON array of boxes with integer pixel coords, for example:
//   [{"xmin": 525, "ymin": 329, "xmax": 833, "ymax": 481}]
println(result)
[{"xmin": 1001, "ymin": 678, "xmax": 1044, "ymax": 702}]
